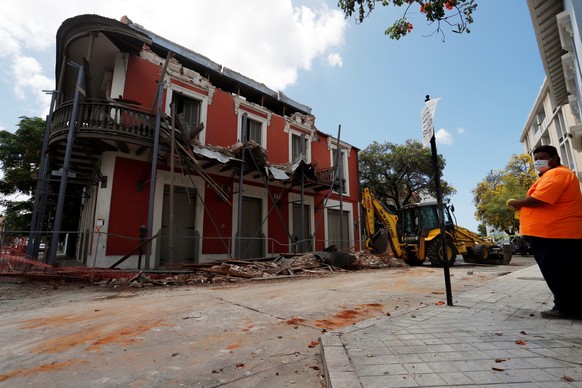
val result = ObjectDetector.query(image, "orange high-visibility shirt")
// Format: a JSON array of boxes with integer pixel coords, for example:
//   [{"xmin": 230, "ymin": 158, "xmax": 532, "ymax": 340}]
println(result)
[{"xmin": 519, "ymin": 166, "xmax": 582, "ymax": 239}]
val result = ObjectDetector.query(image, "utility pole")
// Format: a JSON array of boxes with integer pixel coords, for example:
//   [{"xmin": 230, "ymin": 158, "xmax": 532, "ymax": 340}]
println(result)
[{"xmin": 422, "ymin": 95, "xmax": 453, "ymax": 306}]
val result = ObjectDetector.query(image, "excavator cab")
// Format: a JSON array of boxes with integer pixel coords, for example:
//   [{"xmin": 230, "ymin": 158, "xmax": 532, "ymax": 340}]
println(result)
[{"xmin": 401, "ymin": 201, "xmax": 454, "ymax": 241}]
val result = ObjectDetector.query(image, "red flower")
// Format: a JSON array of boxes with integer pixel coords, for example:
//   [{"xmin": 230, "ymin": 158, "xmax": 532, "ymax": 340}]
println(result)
[
  {"xmin": 420, "ymin": 4, "xmax": 425, "ymax": 13},
  {"xmin": 445, "ymin": 1, "xmax": 454, "ymax": 10},
  {"xmin": 407, "ymin": 23, "xmax": 414, "ymax": 33}
]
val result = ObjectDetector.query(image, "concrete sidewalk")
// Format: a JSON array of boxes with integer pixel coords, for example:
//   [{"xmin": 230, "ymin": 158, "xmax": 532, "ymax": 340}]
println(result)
[{"xmin": 320, "ymin": 265, "xmax": 582, "ymax": 387}]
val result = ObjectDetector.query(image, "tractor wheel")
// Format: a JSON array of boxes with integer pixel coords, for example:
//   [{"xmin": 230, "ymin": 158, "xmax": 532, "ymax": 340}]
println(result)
[
  {"xmin": 427, "ymin": 238, "xmax": 457, "ymax": 267},
  {"xmin": 472, "ymin": 244, "xmax": 489, "ymax": 263}
]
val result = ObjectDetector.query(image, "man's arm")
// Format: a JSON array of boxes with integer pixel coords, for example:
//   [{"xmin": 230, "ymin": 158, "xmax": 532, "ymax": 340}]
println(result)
[{"xmin": 508, "ymin": 196, "xmax": 547, "ymax": 210}]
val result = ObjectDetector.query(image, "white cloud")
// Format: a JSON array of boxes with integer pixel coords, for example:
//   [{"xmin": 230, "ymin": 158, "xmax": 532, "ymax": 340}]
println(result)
[
  {"xmin": 456, "ymin": 127, "xmax": 465, "ymax": 134},
  {"xmin": 327, "ymin": 53, "xmax": 343, "ymax": 67},
  {"xmin": 0, "ymin": 0, "xmax": 347, "ymax": 124},
  {"xmin": 435, "ymin": 128, "xmax": 453, "ymax": 145}
]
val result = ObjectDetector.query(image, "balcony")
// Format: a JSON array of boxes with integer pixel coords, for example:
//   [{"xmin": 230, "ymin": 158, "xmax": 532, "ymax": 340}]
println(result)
[
  {"xmin": 48, "ymin": 100, "xmax": 157, "ymax": 182},
  {"xmin": 51, "ymin": 99, "xmax": 156, "ymax": 146}
]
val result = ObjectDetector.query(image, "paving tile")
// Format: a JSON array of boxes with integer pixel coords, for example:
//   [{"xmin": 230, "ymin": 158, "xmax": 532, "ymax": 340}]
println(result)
[
  {"xmin": 437, "ymin": 371, "xmax": 475, "ymax": 386},
  {"xmin": 449, "ymin": 360, "xmax": 487, "ymax": 372},
  {"xmin": 463, "ymin": 370, "xmax": 504, "ymax": 384},
  {"xmin": 411, "ymin": 372, "xmax": 448, "ymax": 386},
  {"xmin": 402, "ymin": 362, "xmax": 434, "ymax": 374},
  {"xmin": 424, "ymin": 361, "xmax": 460, "ymax": 373},
  {"xmin": 394, "ymin": 353, "xmax": 424, "ymax": 363},
  {"xmin": 357, "ymin": 362, "xmax": 408, "ymax": 376},
  {"xmin": 350, "ymin": 354, "xmax": 400, "ymax": 366},
  {"xmin": 359, "ymin": 374, "xmax": 418, "ymax": 388},
  {"xmin": 496, "ymin": 367, "xmax": 558, "ymax": 384}
]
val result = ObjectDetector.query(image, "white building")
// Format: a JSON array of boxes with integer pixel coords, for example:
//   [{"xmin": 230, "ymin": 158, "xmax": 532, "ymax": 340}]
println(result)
[{"xmin": 524, "ymin": 0, "xmax": 582, "ymax": 183}]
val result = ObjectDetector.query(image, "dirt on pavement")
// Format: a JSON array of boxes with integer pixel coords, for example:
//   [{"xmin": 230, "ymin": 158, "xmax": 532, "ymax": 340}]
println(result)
[{"xmin": 0, "ymin": 256, "xmax": 536, "ymax": 387}]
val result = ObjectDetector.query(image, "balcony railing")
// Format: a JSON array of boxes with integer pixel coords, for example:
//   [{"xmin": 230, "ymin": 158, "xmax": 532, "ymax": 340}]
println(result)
[{"xmin": 51, "ymin": 100, "xmax": 156, "ymax": 144}]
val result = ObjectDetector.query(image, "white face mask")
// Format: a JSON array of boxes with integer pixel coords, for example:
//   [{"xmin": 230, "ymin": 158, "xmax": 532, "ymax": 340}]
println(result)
[{"xmin": 534, "ymin": 159, "xmax": 550, "ymax": 173}]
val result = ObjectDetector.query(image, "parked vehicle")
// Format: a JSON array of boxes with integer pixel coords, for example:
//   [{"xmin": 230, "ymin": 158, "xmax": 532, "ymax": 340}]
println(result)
[{"xmin": 510, "ymin": 236, "xmax": 533, "ymax": 256}]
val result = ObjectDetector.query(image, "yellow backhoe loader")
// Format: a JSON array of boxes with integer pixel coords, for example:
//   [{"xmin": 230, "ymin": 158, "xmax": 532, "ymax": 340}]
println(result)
[{"xmin": 361, "ymin": 188, "xmax": 512, "ymax": 266}]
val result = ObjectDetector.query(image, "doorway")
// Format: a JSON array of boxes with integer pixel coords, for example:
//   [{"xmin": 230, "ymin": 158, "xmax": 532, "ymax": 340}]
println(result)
[
  {"xmin": 159, "ymin": 185, "xmax": 198, "ymax": 266},
  {"xmin": 238, "ymin": 196, "xmax": 264, "ymax": 258}
]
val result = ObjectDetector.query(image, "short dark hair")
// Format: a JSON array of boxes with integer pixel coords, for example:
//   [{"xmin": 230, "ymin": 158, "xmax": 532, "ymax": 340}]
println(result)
[
  {"xmin": 533, "ymin": 145, "xmax": 561, "ymax": 164},
  {"xmin": 533, "ymin": 145, "xmax": 558, "ymax": 156}
]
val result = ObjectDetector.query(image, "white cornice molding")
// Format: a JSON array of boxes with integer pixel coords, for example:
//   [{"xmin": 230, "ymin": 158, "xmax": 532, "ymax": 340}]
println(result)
[{"xmin": 233, "ymin": 95, "xmax": 272, "ymax": 126}]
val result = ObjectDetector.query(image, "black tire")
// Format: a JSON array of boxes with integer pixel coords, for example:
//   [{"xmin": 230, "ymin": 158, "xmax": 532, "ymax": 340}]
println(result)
[
  {"xmin": 472, "ymin": 243, "xmax": 489, "ymax": 263},
  {"xmin": 427, "ymin": 238, "xmax": 456, "ymax": 267}
]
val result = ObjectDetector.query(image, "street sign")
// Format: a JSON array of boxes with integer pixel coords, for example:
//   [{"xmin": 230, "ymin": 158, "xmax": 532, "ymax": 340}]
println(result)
[
  {"xmin": 51, "ymin": 169, "xmax": 77, "ymax": 178},
  {"xmin": 421, "ymin": 97, "xmax": 440, "ymax": 147}
]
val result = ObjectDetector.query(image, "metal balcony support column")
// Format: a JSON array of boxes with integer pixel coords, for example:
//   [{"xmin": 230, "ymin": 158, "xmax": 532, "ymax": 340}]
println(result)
[
  {"xmin": 334, "ymin": 125, "xmax": 344, "ymax": 250},
  {"xmin": 27, "ymin": 90, "xmax": 58, "ymax": 259},
  {"xmin": 235, "ymin": 113, "xmax": 248, "ymax": 258},
  {"xmin": 300, "ymin": 134, "xmax": 306, "ymax": 252},
  {"xmin": 48, "ymin": 62, "xmax": 84, "ymax": 265},
  {"xmin": 145, "ymin": 81, "xmax": 165, "ymax": 269}
]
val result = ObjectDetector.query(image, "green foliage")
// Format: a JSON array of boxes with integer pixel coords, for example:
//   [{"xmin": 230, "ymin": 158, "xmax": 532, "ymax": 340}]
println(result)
[
  {"xmin": 359, "ymin": 139, "xmax": 456, "ymax": 212},
  {"xmin": 338, "ymin": 0, "xmax": 477, "ymax": 40},
  {"xmin": 0, "ymin": 116, "xmax": 45, "ymax": 232},
  {"xmin": 473, "ymin": 154, "xmax": 538, "ymax": 235}
]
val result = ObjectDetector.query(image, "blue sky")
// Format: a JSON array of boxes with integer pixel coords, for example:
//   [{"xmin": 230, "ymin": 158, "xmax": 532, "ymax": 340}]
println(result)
[{"xmin": 0, "ymin": 0, "xmax": 544, "ymax": 232}]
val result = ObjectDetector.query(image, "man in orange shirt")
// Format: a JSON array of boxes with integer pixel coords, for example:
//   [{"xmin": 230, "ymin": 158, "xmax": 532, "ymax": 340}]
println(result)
[{"xmin": 508, "ymin": 145, "xmax": 582, "ymax": 319}]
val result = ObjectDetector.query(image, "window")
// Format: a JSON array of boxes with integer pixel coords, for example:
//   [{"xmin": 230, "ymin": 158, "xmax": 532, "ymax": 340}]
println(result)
[
  {"xmin": 291, "ymin": 133, "xmax": 308, "ymax": 162},
  {"xmin": 535, "ymin": 106, "xmax": 546, "ymax": 132},
  {"xmin": 174, "ymin": 93, "xmax": 202, "ymax": 138},
  {"xmin": 331, "ymin": 148, "xmax": 348, "ymax": 195},
  {"xmin": 165, "ymin": 83, "xmax": 208, "ymax": 145},
  {"xmin": 246, "ymin": 117, "xmax": 262, "ymax": 144},
  {"xmin": 238, "ymin": 112, "xmax": 267, "ymax": 147}
]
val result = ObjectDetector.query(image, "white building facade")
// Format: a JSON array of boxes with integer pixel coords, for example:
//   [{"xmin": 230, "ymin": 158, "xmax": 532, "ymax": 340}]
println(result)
[{"xmin": 525, "ymin": 0, "xmax": 582, "ymax": 184}]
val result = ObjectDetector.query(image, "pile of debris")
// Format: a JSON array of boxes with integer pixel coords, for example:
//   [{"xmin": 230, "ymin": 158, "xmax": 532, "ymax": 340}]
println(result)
[
  {"xmin": 0, "ymin": 250, "xmax": 405, "ymax": 288},
  {"xmin": 106, "ymin": 251, "xmax": 405, "ymax": 288}
]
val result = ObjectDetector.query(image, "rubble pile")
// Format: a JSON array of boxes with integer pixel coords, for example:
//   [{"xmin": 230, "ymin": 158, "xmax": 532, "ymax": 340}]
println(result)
[{"xmin": 103, "ymin": 251, "xmax": 406, "ymax": 288}]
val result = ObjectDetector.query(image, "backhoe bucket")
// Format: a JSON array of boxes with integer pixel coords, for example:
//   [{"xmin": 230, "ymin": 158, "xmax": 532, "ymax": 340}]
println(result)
[{"xmin": 370, "ymin": 230, "xmax": 392, "ymax": 255}]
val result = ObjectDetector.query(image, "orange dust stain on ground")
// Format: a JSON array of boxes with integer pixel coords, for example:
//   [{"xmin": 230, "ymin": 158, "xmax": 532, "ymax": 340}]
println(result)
[
  {"xmin": 0, "ymin": 359, "xmax": 89, "ymax": 383},
  {"xmin": 31, "ymin": 320, "xmax": 172, "ymax": 354},
  {"xmin": 225, "ymin": 343, "xmax": 240, "ymax": 350},
  {"xmin": 241, "ymin": 323, "xmax": 254, "ymax": 332},
  {"xmin": 315, "ymin": 304, "xmax": 384, "ymax": 330},
  {"xmin": 20, "ymin": 314, "xmax": 81, "ymax": 329},
  {"xmin": 284, "ymin": 317, "xmax": 305, "ymax": 325}
]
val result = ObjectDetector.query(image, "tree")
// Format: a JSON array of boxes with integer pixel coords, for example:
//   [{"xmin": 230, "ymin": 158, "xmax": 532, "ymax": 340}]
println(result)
[
  {"xmin": 0, "ymin": 116, "xmax": 45, "ymax": 232},
  {"xmin": 359, "ymin": 139, "xmax": 456, "ymax": 213},
  {"xmin": 473, "ymin": 154, "xmax": 537, "ymax": 235},
  {"xmin": 338, "ymin": 0, "xmax": 478, "ymax": 40}
]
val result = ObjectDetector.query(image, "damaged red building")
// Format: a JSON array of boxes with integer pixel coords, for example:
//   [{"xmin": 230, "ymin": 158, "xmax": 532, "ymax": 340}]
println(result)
[{"xmin": 29, "ymin": 14, "xmax": 361, "ymax": 269}]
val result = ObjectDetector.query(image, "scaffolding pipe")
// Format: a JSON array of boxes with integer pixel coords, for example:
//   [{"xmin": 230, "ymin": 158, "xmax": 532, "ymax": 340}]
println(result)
[
  {"xmin": 169, "ymin": 104, "xmax": 176, "ymax": 268},
  {"xmin": 145, "ymin": 81, "xmax": 164, "ymax": 269},
  {"xmin": 235, "ymin": 113, "xmax": 248, "ymax": 258}
]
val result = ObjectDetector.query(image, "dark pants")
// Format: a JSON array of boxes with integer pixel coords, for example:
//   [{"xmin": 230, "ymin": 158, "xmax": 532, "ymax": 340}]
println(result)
[{"xmin": 528, "ymin": 236, "xmax": 582, "ymax": 318}]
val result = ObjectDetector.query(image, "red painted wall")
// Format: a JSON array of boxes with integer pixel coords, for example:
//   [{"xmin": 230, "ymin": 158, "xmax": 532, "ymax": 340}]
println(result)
[
  {"xmin": 201, "ymin": 175, "xmax": 233, "ymax": 254},
  {"xmin": 107, "ymin": 156, "xmax": 150, "ymax": 255},
  {"xmin": 124, "ymin": 56, "xmax": 160, "ymax": 108},
  {"xmin": 266, "ymin": 115, "xmax": 287, "ymax": 164},
  {"xmin": 206, "ymin": 89, "xmax": 238, "ymax": 146}
]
